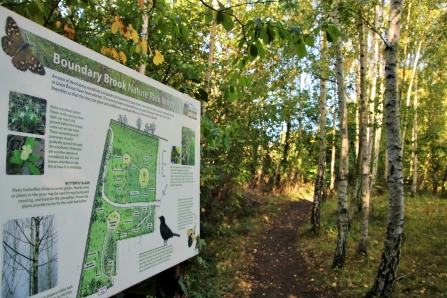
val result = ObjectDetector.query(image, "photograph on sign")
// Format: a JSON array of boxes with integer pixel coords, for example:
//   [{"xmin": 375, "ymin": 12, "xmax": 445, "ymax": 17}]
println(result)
[{"xmin": 0, "ymin": 7, "xmax": 200, "ymax": 298}]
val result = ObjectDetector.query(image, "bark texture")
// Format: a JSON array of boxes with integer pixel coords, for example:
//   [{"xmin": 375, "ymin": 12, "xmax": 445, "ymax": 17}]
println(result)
[
  {"xmin": 367, "ymin": 0, "xmax": 405, "ymax": 296},
  {"xmin": 357, "ymin": 20, "xmax": 371, "ymax": 256},
  {"xmin": 411, "ymin": 74, "xmax": 418, "ymax": 196},
  {"xmin": 311, "ymin": 35, "xmax": 328, "ymax": 230},
  {"xmin": 331, "ymin": 7, "xmax": 349, "ymax": 269}
]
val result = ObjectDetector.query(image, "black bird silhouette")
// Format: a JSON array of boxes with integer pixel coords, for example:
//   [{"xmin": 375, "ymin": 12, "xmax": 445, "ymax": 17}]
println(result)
[{"xmin": 158, "ymin": 216, "xmax": 180, "ymax": 245}]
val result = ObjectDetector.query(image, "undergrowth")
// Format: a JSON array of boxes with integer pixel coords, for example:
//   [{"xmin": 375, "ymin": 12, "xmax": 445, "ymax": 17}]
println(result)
[
  {"xmin": 184, "ymin": 188, "xmax": 447, "ymax": 297},
  {"xmin": 299, "ymin": 192, "xmax": 447, "ymax": 297},
  {"xmin": 184, "ymin": 188, "xmax": 308, "ymax": 297}
]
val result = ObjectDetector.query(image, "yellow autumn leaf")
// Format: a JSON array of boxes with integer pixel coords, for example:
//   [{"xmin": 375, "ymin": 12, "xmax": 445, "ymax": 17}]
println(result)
[
  {"xmin": 111, "ymin": 21, "xmax": 121, "ymax": 34},
  {"xmin": 55, "ymin": 20, "xmax": 61, "ymax": 28},
  {"xmin": 129, "ymin": 25, "xmax": 139, "ymax": 43},
  {"xmin": 153, "ymin": 50, "xmax": 164, "ymax": 65},
  {"xmin": 121, "ymin": 26, "xmax": 131, "ymax": 40},
  {"xmin": 119, "ymin": 51, "xmax": 127, "ymax": 64},
  {"xmin": 110, "ymin": 48, "xmax": 119, "ymax": 62},
  {"xmin": 135, "ymin": 42, "xmax": 141, "ymax": 53},
  {"xmin": 100, "ymin": 46, "xmax": 108, "ymax": 55},
  {"xmin": 148, "ymin": 0, "xmax": 153, "ymax": 8}
]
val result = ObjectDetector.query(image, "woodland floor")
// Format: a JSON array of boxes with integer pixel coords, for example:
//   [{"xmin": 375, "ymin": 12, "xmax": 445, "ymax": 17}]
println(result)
[{"xmin": 248, "ymin": 197, "xmax": 325, "ymax": 298}]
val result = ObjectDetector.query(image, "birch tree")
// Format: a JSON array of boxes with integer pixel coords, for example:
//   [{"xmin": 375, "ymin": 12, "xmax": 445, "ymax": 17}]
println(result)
[
  {"xmin": 311, "ymin": 33, "xmax": 328, "ymax": 231},
  {"xmin": 367, "ymin": 0, "xmax": 405, "ymax": 295},
  {"xmin": 331, "ymin": 5, "xmax": 350, "ymax": 269}
]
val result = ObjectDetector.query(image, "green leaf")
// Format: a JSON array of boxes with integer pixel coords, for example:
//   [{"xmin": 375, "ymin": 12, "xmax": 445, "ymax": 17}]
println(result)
[
  {"xmin": 255, "ymin": 40, "xmax": 265, "ymax": 59},
  {"xmin": 217, "ymin": 1, "xmax": 225, "ymax": 10},
  {"xmin": 260, "ymin": 25, "xmax": 269, "ymax": 44},
  {"xmin": 267, "ymin": 25, "xmax": 276, "ymax": 43},
  {"xmin": 304, "ymin": 36, "xmax": 315, "ymax": 47},
  {"xmin": 325, "ymin": 25, "xmax": 339, "ymax": 43},
  {"xmin": 205, "ymin": 9, "xmax": 213, "ymax": 25},
  {"xmin": 10, "ymin": 150, "xmax": 23, "ymax": 166},
  {"xmin": 239, "ymin": 76, "xmax": 246, "ymax": 87},
  {"xmin": 216, "ymin": 12, "xmax": 225, "ymax": 25},
  {"xmin": 80, "ymin": 0, "xmax": 89, "ymax": 9},
  {"xmin": 180, "ymin": 24, "xmax": 190, "ymax": 39},
  {"xmin": 89, "ymin": 0, "xmax": 96, "ymax": 11},
  {"xmin": 130, "ymin": 46, "xmax": 135, "ymax": 54},
  {"xmin": 224, "ymin": 133, "xmax": 230, "ymax": 150},
  {"xmin": 249, "ymin": 44, "xmax": 258, "ymax": 58},
  {"xmin": 295, "ymin": 38, "xmax": 307, "ymax": 58},
  {"xmin": 210, "ymin": 128, "xmax": 219, "ymax": 137},
  {"xmin": 237, "ymin": 38, "xmax": 245, "ymax": 49},
  {"xmin": 253, "ymin": 17, "xmax": 263, "ymax": 28},
  {"xmin": 25, "ymin": 137, "xmax": 35, "ymax": 148},
  {"xmin": 34, "ymin": 13, "xmax": 44, "ymax": 25},
  {"xmin": 27, "ymin": 155, "xmax": 40, "ymax": 162},
  {"xmin": 160, "ymin": 24, "xmax": 169, "ymax": 37},
  {"xmin": 27, "ymin": 162, "xmax": 40, "ymax": 175},
  {"xmin": 222, "ymin": 15, "xmax": 234, "ymax": 31}
]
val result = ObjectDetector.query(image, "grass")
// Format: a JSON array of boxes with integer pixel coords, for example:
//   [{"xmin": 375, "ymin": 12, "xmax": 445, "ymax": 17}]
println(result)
[
  {"xmin": 185, "ymin": 187, "xmax": 313, "ymax": 297},
  {"xmin": 186, "ymin": 187, "xmax": 447, "ymax": 297},
  {"xmin": 299, "ymin": 192, "xmax": 447, "ymax": 297}
]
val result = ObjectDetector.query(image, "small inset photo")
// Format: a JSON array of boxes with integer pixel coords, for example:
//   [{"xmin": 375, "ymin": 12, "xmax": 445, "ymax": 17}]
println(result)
[
  {"xmin": 8, "ymin": 91, "xmax": 47, "ymax": 135},
  {"xmin": 181, "ymin": 127, "xmax": 195, "ymax": 166},
  {"xmin": 6, "ymin": 135, "xmax": 45, "ymax": 175},
  {"xmin": 171, "ymin": 146, "xmax": 181, "ymax": 164},
  {"xmin": 2, "ymin": 215, "xmax": 58, "ymax": 297}
]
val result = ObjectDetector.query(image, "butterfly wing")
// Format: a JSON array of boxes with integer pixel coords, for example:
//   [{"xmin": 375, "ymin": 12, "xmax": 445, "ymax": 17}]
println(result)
[
  {"xmin": 27, "ymin": 54, "xmax": 45, "ymax": 75},
  {"xmin": 2, "ymin": 17, "xmax": 45, "ymax": 75}
]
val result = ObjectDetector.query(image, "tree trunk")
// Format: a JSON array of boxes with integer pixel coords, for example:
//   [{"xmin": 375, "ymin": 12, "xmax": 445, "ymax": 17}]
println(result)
[
  {"xmin": 330, "ymin": 109, "xmax": 337, "ymax": 195},
  {"xmin": 370, "ymin": 57, "xmax": 385, "ymax": 193},
  {"xmin": 348, "ymin": 31, "xmax": 363, "ymax": 226},
  {"xmin": 410, "ymin": 74, "xmax": 418, "ymax": 196},
  {"xmin": 138, "ymin": 10, "xmax": 149, "ymax": 75},
  {"xmin": 202, "ymin": 0, "xmax": 217, "ymax": 116},
  {"xmin": 331, "ymin": 6, "xmax": 349, "ymax": 269},
  {"xmin": 32, "ymin": 217, "xmax": 41, "ymax": 295},
  {"xmin": 357, "ymin": 20, "xmax": 371, "ymax": 256},
  {"xmin": 311, "ymin": 34, "xmax": 328, "ymax": 230},
  {"xmin": 367, "ymin": 0, "xmax": 405, "ymax": 296},
  {"xmin": 276, "ymin": 120, "xmax": 291, "ymax": 189},
  {"xmin": 401, "ymin": 41, "xmax": 422, "ymax": 157}
]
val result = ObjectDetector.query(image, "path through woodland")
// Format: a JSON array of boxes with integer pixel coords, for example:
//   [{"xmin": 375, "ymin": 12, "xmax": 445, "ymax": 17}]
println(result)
[{"xmin": 248, "ymin": 199, "xmax": 324, "ymax": 298}]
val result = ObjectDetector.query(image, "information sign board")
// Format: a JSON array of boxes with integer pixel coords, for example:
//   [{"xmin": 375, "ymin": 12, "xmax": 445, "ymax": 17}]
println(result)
[{"xmin": 0, "ymin": 7, "xmax": 200, "ymax": 298}]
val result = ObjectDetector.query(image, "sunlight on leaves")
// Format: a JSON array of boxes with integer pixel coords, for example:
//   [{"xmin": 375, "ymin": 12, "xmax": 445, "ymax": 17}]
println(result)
[
  {"xmin": 128, "ymin": 24, "xmax": 139, "ymax": 43},
  {"xmin": 153, "ymin": 50, "xmax": 164, "ymax": 65},
  {"xmin": 119, "ymin": 51, "xmax": 127, "ymax": 64}
]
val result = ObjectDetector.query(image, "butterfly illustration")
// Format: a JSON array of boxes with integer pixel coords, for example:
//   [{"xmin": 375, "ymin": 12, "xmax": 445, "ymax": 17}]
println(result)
[{"xmin": 1, "ymin": 16, "xmax": 45, "ymax": 75}]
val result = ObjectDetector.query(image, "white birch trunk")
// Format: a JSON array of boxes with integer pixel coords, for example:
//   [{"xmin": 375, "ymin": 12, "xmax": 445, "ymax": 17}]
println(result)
[
  {"xmin": 202, "ymin": 0, "xmax": 217, "ymax": 116},
  {"xmin": 368, "ymin": 0, "xmax": 405, "ymax": 295},
  {"xmin": 138, "ymin": 12, "xmax": 148, "ymax": 75},
  {"xmin": 331, "ymin": 6, "xmax": 349, "ymax": 268},
  {"xmin": 330, "ymin": 108, "xmax": 337, "ymax": 194},
  {"xmin": 311, "ymin": 34, "xmax": 328, "ymax": 230},
  {"xmin": 357, "ymin": 20, "xmax": 371, "ymax": 256},
  {"xmin": 401, "ymin": 42, "xmax": 422, "ymax": 156},
  {"xmin": 370, "ymin": 57, "xmax": 385, "ymax": 193},
  {"xmin": 411, "ymin": 74, "xmax": 418, "ymax": 196}
]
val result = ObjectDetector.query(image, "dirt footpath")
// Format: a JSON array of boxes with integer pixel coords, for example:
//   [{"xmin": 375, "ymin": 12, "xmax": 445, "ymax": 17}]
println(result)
[{"xmin": 249, "ymin": 199, "xmax": 324, "ymax": 298}]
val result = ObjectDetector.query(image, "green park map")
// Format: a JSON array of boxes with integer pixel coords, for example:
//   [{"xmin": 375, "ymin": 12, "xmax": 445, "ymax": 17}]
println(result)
[{"xmin": 77, "ymin": 120, "xmax": 159, "ymax": 297}]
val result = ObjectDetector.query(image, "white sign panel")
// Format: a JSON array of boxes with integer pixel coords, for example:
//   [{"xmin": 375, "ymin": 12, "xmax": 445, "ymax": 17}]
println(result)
[{"xmin": 0, "ymin": 7, "xmax": 200, "ymax": 298}]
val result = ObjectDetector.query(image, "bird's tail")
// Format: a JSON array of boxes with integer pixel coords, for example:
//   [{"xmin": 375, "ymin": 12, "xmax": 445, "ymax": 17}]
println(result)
[{"xmin": 173, "ymin": 233, "xmax": 180, "ymax": 237}]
